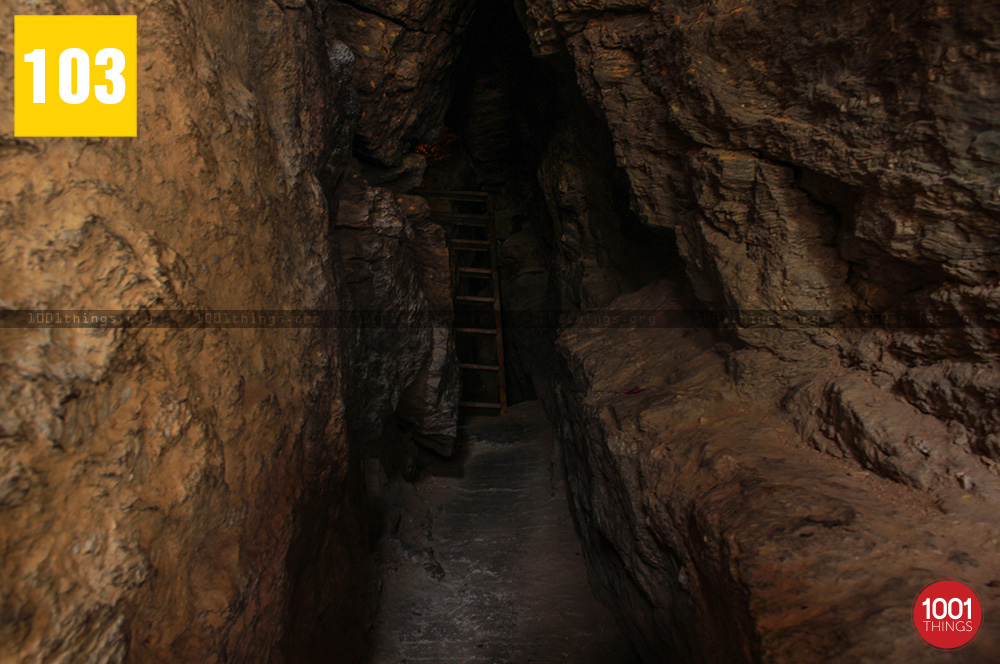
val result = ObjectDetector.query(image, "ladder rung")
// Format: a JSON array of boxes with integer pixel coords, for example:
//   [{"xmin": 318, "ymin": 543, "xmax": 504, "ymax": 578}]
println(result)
[
  {"xmin": 456, "ymin": 295, "xmax": 495, "ymax": 303},
  {"xmin": 414, "ymin": 189, "xmax": 490, "ymax": 202},
  {"xmin": 457, "ymin": 267, "xmax": 493, "ymax": 275},
  {"xmin": 459, "ymin": 401, "xmax": 504, "ymax": 409},
  {"xmin": 455, "ymin": 327, "xmax": 498, "ymax": 335},
  {"xmin": 446, "ymin": 221, "xmax": 490, "ymax": 228},
  {"xmin": 433, "ymin": 211, "xmax": 491, "ymax": 221},
  {"xmin": 459, "ymin": 363, "xmax": 501, "ymax": 371},
  {"xmin": 436, "ymin": 214, "xmax": 490, "ymax": 226},
  {"xmin": 451, "ymin": 245, "xmax": 489, "ymax": 252},
  {"xmin": 450, "ymin": 238, "xmax": 491, "ymax": 246}
]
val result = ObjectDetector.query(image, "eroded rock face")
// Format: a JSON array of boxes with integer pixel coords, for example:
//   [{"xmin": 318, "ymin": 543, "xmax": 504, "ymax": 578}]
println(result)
[
  {"xmin": 334, "ymin": 174, "xmax": 460, "ymax": 455},
  {"xmin": 5, "ymin": 0, "xmax": 998, "ymax": 660},
  {"xmin": 555, "ymin": 283, "xmax": 1000, "ymax": 663},
  {"xmin": 521, "ymin": 0, "xmax": 1000, "ymax": 435},
  {"xmin": 0, "ymin": 1, "xmax": 367, "ymax": 661},
  {"xmin": 517, "ymin": 0, "xmax": 1000, "ymax": 660},
  {"xmin": 325, "ymin": 0, "xmax": 476, "ymax": 166},
  {"xmin": 318, "ymin": 0, "xmax": 466, "ymax": 456}
]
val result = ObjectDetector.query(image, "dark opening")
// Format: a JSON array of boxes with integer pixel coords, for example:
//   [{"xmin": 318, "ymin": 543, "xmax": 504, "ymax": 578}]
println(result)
[{"xmin": 420, "ymin": 0, "xmax": 686, "ymax": 407}]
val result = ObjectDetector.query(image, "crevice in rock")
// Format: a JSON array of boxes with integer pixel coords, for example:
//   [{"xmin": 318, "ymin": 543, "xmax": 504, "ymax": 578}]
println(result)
[
  {"xmin": 4, "ymin": 1, "xmax": 1000, "ymax": 663},
  {"xmin": 416, "ymin": 0, "xmax": 692, "ymax": 403}
]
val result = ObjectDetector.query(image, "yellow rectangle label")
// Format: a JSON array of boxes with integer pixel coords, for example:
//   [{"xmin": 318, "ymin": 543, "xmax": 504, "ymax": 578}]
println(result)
[{"xmin": 14, "ymin": 15, "xmax": 137, "ymax": 137}]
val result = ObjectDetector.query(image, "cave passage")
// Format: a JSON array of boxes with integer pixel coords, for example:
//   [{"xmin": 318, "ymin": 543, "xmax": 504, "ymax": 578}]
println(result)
[
  {"xmin": 365, "ymin": 403, "xmax": 637, "ymax": 663},
  {"xmin": 361, "ymin": 2, "xmax": 676, "ymax": 658},
  {"xmin": 355, "ymin": 2, "xmax": 676, "ymax": 657},
  {"xmin": 6, "ymin": 0, "xmax": 999, "ymax": 662},
  {"xmin": 419, "ymin": 0, "xmax": 684, "ymax": 406}
]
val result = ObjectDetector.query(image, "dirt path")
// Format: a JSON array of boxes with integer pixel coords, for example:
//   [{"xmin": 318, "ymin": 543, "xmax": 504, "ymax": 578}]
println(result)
[{"xmin": 365, "ymin": 402, "xmax": 638, "ymax": 664}]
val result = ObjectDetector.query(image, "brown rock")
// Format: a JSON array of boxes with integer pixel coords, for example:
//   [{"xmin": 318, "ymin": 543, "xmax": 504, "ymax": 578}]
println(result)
[
  {"xmin": 0, "ymin": 1, "xmax": 367, "ymax": 661},
  {"xmin": 334, "ymin": 173, "xmax": 460, "ymax": 454},
  {"xmin": 518, "ymin": 1, "xmax": 1000, "ymax": 659},
  {"xmin": 553, "ymin": 281, "xmax": 1000, "ymax": 663},
  {"xmin": 325, "ymin": 0, "xmax": 476, "ymax": 166}
]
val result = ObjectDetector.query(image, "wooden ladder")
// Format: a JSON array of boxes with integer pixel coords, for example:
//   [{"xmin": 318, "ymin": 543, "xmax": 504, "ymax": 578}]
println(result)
[{"xmin": 417, "ymin": 189, "xmax": 508, "ymax": 415}]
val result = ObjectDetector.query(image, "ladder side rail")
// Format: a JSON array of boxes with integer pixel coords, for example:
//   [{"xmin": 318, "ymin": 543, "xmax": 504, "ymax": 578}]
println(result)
[{"xmin": 488, "ymin": 195, "xmax": 508, "ymax": 415}]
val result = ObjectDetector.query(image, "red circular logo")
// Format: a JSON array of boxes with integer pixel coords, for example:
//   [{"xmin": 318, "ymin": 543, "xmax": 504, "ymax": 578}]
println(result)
[{"xmin": 912, "ymin": 579, "xmax": 983, "ymax": 650}]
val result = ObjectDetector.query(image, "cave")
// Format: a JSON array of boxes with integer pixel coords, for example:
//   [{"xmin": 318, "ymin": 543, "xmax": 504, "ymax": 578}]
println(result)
[{"xmin": 3, "ymin": 1, "xmax": 1000, "ymax": 663}]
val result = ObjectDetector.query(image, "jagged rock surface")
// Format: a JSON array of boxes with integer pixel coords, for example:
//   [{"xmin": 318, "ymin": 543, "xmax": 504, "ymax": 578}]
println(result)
[
  {"xmin": 518, "ymin": 0, "xmax": 1000, "ymax": 660},
  {"xmin": 521, "ymin": 0, "xmax": 1000, "ymax": 461},
  {"xmin": 334, "ymin": 175, "xmax": 460, "ymax": 454},
  {"xmin": 4, "ymin": 0, "xmax": 999, "ymax": 661},
  {"xmin": 554, "ymin": 282, "xmax": 1000, "ymax": 663},
  {"xmin": 0, "ymin": 2, "xmax": 366, "ymax": 662},
  {"xmin": 325, "ymin": 0, "xmax": 476, "ymax": 167},
  {"xmin": 556, "ymin": 284, "xmax": 1000, "ymax": 662}
]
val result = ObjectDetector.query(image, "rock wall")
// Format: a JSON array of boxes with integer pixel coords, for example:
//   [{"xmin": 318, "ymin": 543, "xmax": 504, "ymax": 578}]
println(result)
[
  {"xmin": 0, "ymin": 1, "xmax": 385, "ymax": 662},
  {"xmin": 555, "ymin": 282, "xmax": 1000, "ymax": 662},
  {"xmin": 515, "ymin": 0, "xmax": 1000, "ymax": 661},
  {"xmin": 334, "ymin": 173, "xmax": 460, "ymax": 455},
  {"xmin": 325, "ymin": 0, "xmax": 476, "ymax": 168},
  {"xmin": 320, "ymin": 0, "xmax": 475, "ymax": 453},
  {"xmin": 521, "ymin": 0, "xmax": 1000, "ymax": 469},
  {"xmin": 300, "ymin": 0, "xmax": 468, "ymax": 461},
  {"xmin": 6, "ymin": 0, "xmax": 994, "ymax": 659}
]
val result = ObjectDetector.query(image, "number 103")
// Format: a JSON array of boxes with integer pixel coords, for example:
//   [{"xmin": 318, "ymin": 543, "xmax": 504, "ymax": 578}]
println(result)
[{"xmin": 23, "ymin": 48, "xmax": 126, "ymax": 105}]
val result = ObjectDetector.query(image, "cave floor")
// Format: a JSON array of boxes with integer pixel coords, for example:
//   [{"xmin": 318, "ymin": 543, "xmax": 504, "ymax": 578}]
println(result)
[{"xmin": 366, "ymin": 401, "xmax": 637, "ymax": 664}]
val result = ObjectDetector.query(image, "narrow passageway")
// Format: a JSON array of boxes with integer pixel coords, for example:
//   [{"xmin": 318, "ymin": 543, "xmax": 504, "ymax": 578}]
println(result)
[{"xmin": 367, "ymin": 402, "xmax": 637, "ymax": 664}]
